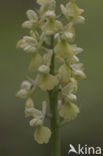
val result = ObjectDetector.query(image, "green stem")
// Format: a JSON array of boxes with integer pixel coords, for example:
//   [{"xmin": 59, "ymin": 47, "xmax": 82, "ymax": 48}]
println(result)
[{"xmin": 49, "ymin": 36, "xmax": 61, "ymax": 156}]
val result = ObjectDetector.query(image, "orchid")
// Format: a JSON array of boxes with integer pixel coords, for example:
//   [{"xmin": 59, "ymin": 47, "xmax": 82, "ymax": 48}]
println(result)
[{"xmin": 16, "ymin": 0, "xmax": 86, "ymax": 155}]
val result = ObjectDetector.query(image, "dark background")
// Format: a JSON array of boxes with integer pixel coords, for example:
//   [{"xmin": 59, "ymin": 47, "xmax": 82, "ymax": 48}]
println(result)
[{"xmin": 0, "ymin": 0, "xmax": 103, "ymax": 155}]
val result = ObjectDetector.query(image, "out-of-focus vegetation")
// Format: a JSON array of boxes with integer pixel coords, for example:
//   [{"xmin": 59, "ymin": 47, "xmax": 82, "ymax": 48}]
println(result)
[{"xmin": 0, "ymin": 0, "xmax": 103, "ymax": 155}]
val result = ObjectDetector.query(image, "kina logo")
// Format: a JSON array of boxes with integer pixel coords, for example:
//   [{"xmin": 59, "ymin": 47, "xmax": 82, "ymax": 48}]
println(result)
[{"xmin": 68, "ymin": 144, "xmax": 102, "ymax": 155}]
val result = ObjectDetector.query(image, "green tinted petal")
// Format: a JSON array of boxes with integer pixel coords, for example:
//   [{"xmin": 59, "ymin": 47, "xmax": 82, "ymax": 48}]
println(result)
[
  {"xmin": 70, "ymin": 78, "xmax": 78, "ymax": 92},
  {"xmin": 54, "ymin": 40, "xmax": 73, "ymax": 60},
  {"xmin": 29, "ymin": 53, "xmax": 42, "ymax": 72},
  {"xmin": 72, "ymin": 55, "xmax": 79, "ymax": 63},
  {"xmin": 66, "ymin": 0, "xmax": 84, "ymax": 18},
  {"xmin": 39, "ymin": 0, "xmax": 56, "ymax": 17},
  {"xmin": 61, "ymin": 0, "xmax": 84, "ymax": 22},
  {"xmin": 62, "ymin": 23, "xmax": 75, "ymax": 42},
  {"xmin": 62, "ymin": 82, "xmax": 75, "ymax": 95},
  {"xmin": 73, "ymin": 16, "xmax": 85, "ymax": 24},
  {"xmin": 42, "ymin": 101, "xmax": 47, "ymax": 116},
  {"xmin": 37, "ymin": 0, "xmax": 50, "ymax": 6},
  {"xmin": 34, "ymin": 126, "xmax": 51, "ymax": 144},
  {"xmin": 72, "ymin": 45, "xmax": 83, "ymax": 55},
  {"xmin": 25, "ymin": 98, "xmax": 34, "ymax": 108},
  {"xmin": 42, "ymin": 19, "xmax": 62, "ymax": 35},
  {"xmin": 59, "ymin": 102, "xmax": 79, "ymax": 120},
  {"xmin": 60, "ymin": 4, "xmax": 67, "ymax": 17},
  {"xmin": 43, "ymin": 50, "xmax": 53, "ymax": 66},
  {"xmin": 38, "ymin": 74, "xmax": 59, "ymax": 91},
  {"xmin": 58, "ymin": 63, "xmax": 71, "ymax": 83}
]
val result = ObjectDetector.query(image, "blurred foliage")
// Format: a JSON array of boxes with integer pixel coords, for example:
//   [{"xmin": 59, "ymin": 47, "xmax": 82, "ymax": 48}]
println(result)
[{"xmin": 0, "ymin": 0, "xmax": 103, "ymax": 156}]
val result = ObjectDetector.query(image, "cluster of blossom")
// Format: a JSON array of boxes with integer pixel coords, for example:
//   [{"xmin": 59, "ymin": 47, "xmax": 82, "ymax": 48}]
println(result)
[{"xmin": 16, "ymin": 0, "xmax": 86, "ymax": 144}]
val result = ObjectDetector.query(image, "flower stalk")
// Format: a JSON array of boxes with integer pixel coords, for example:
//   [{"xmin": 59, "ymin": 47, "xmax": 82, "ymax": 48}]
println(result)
[
  {"xmin": 49, "ymin": 35, "xmax": 61, "ymax": 156},
  {"xmin": 49, "ymin": 89, "xmax": 61, "ymax": 156}
]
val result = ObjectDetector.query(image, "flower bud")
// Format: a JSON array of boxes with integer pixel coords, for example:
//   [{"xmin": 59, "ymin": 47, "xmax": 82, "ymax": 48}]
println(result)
[
  {"xmin": 65, "ymin": 93, "xmax": 77, "ymax": 102},
  {"xmin": 29, "ymin": 118, "xmax": 43, "ymax": 127},
  {"xmin": 22, "ymin": 21, "xmax": 33, "ymax": 29},
  {"xmin": 71, "ymin": 63, "xmax": 86, "ymax": 80},
  {"xmin": 25, "ymin": 107, "xmax": 42, "ymax": 118},
  {"xmin": 44, "ymin": 11, "xmax": 56, "ymax": 19},
  {"xmin": 17, "ymin": 36, "xmax": 38, "ymax": 53},
  {"xmin": 74, "ymin": 16, "xmax": 85, "ymax": 24},
  {"xmin": 38, "ymin": 65, "xmax": 50, "ymax": 74},
  {"xmin": 21, "ymin": 80, "xmax": 31, "ymax": 90},
  {"xmin": 73, "ymin": 45, "xmax": 83, "ymax": 55},
  {"xmin": 16, "ymin": 89, "xmax": 28, "ymax": 99},
  {"xmin": 26, "ymin": 10, "xmax": 38, "ymax": 21}
]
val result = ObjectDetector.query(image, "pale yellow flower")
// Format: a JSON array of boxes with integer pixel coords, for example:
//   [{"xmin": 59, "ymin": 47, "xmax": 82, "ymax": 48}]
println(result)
[
  {"xmin": 34, "ymin": 126, "xmax": 51, "ymax": 144},
  {"xmin": 54, "ymin": 40, "xmax": 73, "ymax": 60},
  {"xmin": 59, "ymin": 102, "xmax": 80, "ymax": 121},
  {"xmin": 38, "ymin": 74, "xmax": 59, "ymax": 91}
]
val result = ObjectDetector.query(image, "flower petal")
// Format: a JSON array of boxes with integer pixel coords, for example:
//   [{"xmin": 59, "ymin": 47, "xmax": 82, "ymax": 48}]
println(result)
[
  {"xmin": 34, "ymin": 126, "xmax": 51, "ymax": 144},
  {"xmin": 59, "ymin": 102, "xmax": 79, "ymax": 120},
  {"xmin": 41, "ymin": 19, "xmax": 62, "ymax": 35},
  {"xmin": 25, "ymin": 98, "xmax": 34, "ymax": 108},
  {"xmin": 16, "ymin": 89, "xmax": 28, "ymax": 99},
  {"xmin": 38, "ymin": 74, "xmax": 59, "ymax": 91},
  {"xmin": 21, "ymin": 80, "xmax": 32, "ymax": 90},
  {"xmin": 26, "ymin": 10, "xmax": 38, "ymax": 21},
  {"xmin": 37, "ymin": 0, "xmax": 50, "ymax": 6},
  {"xmin": 29, "ymin": 53, "xmax": 42, "ymax": 72},
  {"xmin": 30, "ymin": 118, "xmax": 43, "ymax": 127},
  {"xmin": 58, "ymin": 63, "xmax": 71, "ymax": 83},
  {"xmin": 54, "ymin": 40, "xmax": 73, "ymax": 60}
]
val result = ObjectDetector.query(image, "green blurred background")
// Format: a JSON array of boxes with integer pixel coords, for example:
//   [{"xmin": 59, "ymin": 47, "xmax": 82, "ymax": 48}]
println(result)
[{"xmin": 0, "ymin": 0, "xmax": 103, "ymax": 155}]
